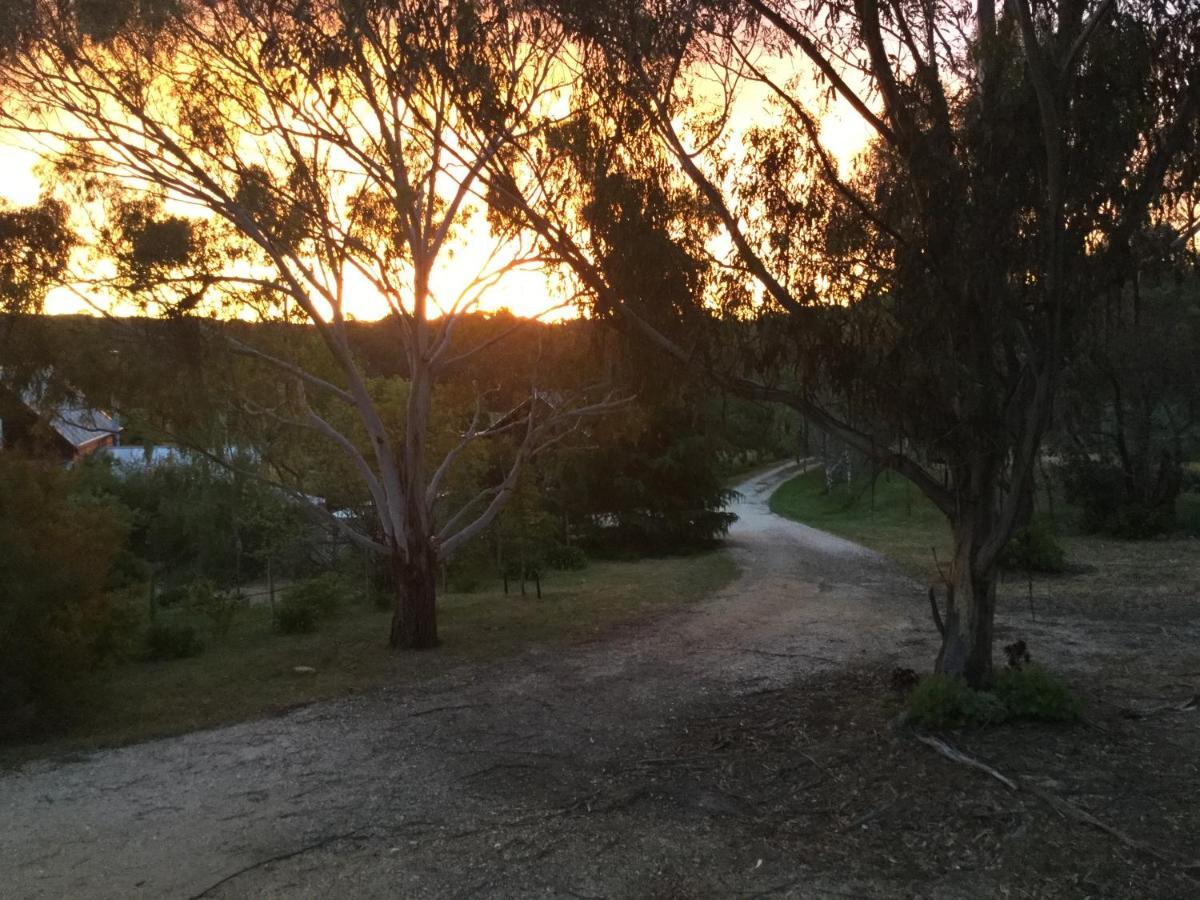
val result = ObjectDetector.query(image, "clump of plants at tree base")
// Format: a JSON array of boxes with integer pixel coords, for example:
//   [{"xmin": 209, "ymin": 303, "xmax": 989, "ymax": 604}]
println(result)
[{"xmin": 905, "ymin": 666, "xmax": 1081, "ymax": 729}]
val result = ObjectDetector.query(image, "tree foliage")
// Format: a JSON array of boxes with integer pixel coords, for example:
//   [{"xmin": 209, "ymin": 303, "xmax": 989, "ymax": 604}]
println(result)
[
  {"xmin": 0, "ymin": 455, "xmax": 128, "ymax": 738},
  {"xmin": 556, "ymin": 399, "xmax": 739, "ymax": 556},
  {"xmin": 1060, "ymin": 269, "xmax": 1200, "ymax": 536}
]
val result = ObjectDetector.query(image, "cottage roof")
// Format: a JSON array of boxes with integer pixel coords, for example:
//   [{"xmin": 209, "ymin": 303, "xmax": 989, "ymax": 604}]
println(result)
[{"xmin": 16, "ymin": 385, "xmax": 121, "ymax": 449}]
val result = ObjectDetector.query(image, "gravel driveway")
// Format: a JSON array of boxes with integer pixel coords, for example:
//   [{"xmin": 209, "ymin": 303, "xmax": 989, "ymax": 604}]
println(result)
[{"xmin": 0, "ymin": 464, "xmax": 943, "ymax": 899}]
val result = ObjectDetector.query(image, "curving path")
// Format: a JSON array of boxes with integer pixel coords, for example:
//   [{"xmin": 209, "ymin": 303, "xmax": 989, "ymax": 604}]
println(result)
[{"xmin": 0, "ymin": 463, "xmax": 936, "ymax": 899}]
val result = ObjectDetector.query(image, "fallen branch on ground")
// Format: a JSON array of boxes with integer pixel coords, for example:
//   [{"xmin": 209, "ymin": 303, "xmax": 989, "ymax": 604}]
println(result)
[
  {"xmin": 186, "ymin": 831, "xmax": 363, "ymax": 899},
  {"xmin": 1120, "ymin": 695, "xmax": 1198, "ymax": 719},
  {"xmin": 737, "ymin": 648, "xmax": 840, "ymax": 664},
  {"xmin": 406, "ymin": 703, "xmax": 482, "ymax": 718},
  {"xmin": 915, "ymin": 735, "xmax": 1018, "ymax": 790}
]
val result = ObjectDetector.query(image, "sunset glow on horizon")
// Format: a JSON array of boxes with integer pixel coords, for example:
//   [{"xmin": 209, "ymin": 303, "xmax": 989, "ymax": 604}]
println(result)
[{"xmin": 0, "ymin": 58, "xmax": 873, "ymax": 324}]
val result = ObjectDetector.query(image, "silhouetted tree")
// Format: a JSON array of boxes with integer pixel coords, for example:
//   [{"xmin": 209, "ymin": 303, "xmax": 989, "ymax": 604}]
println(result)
[{"xmin": 493, "ymin": 0, "xmax": 1200, "ymax": 684}]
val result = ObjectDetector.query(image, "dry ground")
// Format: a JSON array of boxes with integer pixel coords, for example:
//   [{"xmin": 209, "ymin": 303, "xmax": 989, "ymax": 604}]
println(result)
[{"xmin": 1, "ymin": 464, "xmax": 1197, "ymax": 899}]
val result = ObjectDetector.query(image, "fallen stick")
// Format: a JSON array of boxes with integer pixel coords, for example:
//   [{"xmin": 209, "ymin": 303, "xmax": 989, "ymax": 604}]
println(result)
[
  {"xmin": 186, "ymin": 830, "xmax": 362, "ymax": 899},
  {"xmin": 915, "ymin": 735, "xmax": 1018, "ymax": 790},
  {"xmin": 1120, "ymin": 695, "xmax": 1198, "ymax": 719},
  {"xmin": 1023, "ymin": 784, "xmax": 1175, "ymax": 865}
]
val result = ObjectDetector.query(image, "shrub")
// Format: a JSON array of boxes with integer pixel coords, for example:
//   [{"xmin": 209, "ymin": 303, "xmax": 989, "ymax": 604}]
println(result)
[
  {"xmin": 283, "ymin": 573, "xmax": 349, "ymax": 617},
  {"xmin": 445, "ymin": 569, "xmax": 483, "ymax": 593},
  {"xmin": 90, "ymin": 591, "xmax": 151, "ymax": 663},
  {"xmin": 187, "ymin": 580, "xmax": 242, "ymax": 638},
  {"xmin": 1182, "ymin": 464, "xmax": 1200, "ymax": 494},
  {"xmin": 906, "ymin": 667, "xmax": 1080, "ymax": 728},
  {"xmin": 275, "ymin": 596, "xmax": 319, "ymax": 634},
  {"xmin": 0, "ymin": 456, "xmax": 128, "ymax": 740},
  {"xmin": 545, "ymin": 543, "xmax": 589, "ymax": 571},
  {"xmin": 141, "ymin": 622, "xmax": 204, "ymax": 661},
  {"xmin": 83, "ymin": 456, "xmax": 318, "ymax": 590},
  {"xmin": 906, "ymin": 675, "xmax": 1010, "ymax": 728},
  {"xmin": 992, "ymin": 666, "xmax": 1082, "ymax": 722},
  {"xmin": 275, "ymin": 574, "xmax": 349, "ymax": 634},
  {"xmin": 154, "ymin": 585, "xmax": 189, "ymax": 609},
  {"xmin": 1000, "ymin": 514, "xmax": 1066, "ymax": 574},
  {"xmin": 1063, "ymin": 458, "xmax": 1179, "ymax": 538}
]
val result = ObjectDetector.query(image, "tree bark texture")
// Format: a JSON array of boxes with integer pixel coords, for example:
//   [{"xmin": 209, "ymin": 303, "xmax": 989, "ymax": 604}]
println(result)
[
  {"xmin": 935, "ymin": 518, "xmax": 998, "ymax": 688},
  {"xmin": 389, "ymin": 540, "xmax": 439, "ymax": 651}
]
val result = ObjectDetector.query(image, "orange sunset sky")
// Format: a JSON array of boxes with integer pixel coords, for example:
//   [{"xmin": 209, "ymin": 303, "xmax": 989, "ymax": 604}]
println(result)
[{"xmin": 0, "ymin": 65, "xmax": 871, "ymax": 322}]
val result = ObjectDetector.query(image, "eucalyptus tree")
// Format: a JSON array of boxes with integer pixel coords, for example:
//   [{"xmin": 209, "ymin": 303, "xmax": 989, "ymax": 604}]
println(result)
[
  {"xmin": 0, "ymin": 0, "xmax": 613, "ymax": 649},
  {"xmin": 0, "ymin": 199, "xmax": 74, "ymax": 369},
  {"xmin": 492, "ymin": 0, "xmax": 1200, "ymax": 684},
  {"xmin": 0, "ymin": 200, "xmax": 72, "ymax": 315}
]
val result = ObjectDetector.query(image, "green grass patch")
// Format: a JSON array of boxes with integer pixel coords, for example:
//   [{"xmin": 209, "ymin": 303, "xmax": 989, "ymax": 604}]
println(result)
[
  {"xmin": 769, "ymin": 467, "xmax": 951, "ymax": 580},
  {"xmin": 3, "ymin": 552, "xmax": 738, "ymax": 765}
]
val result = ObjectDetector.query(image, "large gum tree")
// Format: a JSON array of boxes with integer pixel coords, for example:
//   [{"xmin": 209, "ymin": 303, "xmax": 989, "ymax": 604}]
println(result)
[
  {"xmin": 0, "ymin": 0, "xmax": 614, "ymax": 650},
  {"xmin": 490, "ymin": 0, "xmax": 1200, "ymax": 685}
]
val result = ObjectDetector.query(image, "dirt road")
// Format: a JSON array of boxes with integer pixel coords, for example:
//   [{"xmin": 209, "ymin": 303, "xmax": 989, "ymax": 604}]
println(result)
[{"xmin": 2, "ymin": 463, "xmax": 1196, "ymax": 899}]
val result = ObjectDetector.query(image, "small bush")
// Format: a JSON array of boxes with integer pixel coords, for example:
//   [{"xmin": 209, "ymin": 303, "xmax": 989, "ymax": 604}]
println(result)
[
  {"xmin": 1063, "ymin": 459, "xmax": 1179, "ymax": 538},
  {"xmin": 141, "ymin": 622, "xmax": 204, "ymax": 661},
  {"xmin": 906, "ymin": 667, "xmax": 1080, "ymax": 728},
  {"xmin": 906, "ymin": 675, "xmax": 1010, "ymax": 728},
  {"xmin": 992, "ymin": 666, "xmax": 1082, "ymax": 722},
  {"xmin": 275, "ymin": 574, "xmax": 349, "ymax": 634},
  {"xmin": 90, "ymin": 591, "xmax": 150, "ymax": 663},
  {"xmin": 283, "ymin": 574, "xmax": 349, "ymax": 617},
  {"xmin": 187, "ymin": 580, "xmax": 242, "ymax": 638},
  {"xmin": 545, "ymin": 543, "xmax": 589, "ymax": 571},
  {"xmin": 1182, "ymin": 464, "xmax": 1200, "ymax": 494},
  {"xmin": 446, "ymin": 572, "xmax": 483, "ymax": 593},
  {"xmin": 154, "ymin": 585, "xmax": 189, "ymax": 609},
  {"xmin": 0, "ymin": 456, "xmax": 129, "ymax": 739},
  {"xmin": 1000, "ymin": 514, "xmax": 1066, "ymax": 574},
  {"xmin": 275, "ymin": 597, "xmax": 319, "ymax": 634}
]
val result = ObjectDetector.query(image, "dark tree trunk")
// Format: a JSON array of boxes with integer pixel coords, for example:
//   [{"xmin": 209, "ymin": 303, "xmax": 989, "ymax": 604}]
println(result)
[{"xmin": 389, "ymin": 541, "xmax": 439, "ymax": 650}]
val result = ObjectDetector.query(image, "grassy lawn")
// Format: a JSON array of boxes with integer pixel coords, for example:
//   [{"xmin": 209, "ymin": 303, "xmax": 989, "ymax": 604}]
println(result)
[
  {"xmin": 769, "ymin": 466, "xmax": 1200, "ymax": 624},
  {"xmin": 769, "ymin": 466, "xmax": 952, "ymax": 580},
  {"xmin": 6, "ymin": 551, "xmax": 738, "ymax": 764}
]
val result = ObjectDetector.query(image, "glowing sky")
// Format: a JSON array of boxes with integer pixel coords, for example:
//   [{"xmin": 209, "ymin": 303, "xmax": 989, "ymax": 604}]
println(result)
[
  {"xmin": 0, "ymin": 133, "xmax": 566, "ymax": 320},
  {"xmin": 0, "ymin": 64, "xmax": 872, "ymax": 322}
]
